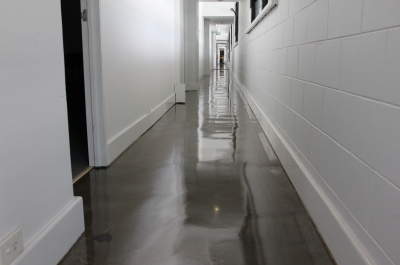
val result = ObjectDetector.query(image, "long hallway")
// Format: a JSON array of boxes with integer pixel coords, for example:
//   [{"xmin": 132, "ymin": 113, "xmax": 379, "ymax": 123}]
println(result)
[{"xmin": 60, "ymin": 70, "xmax": 335, "ymax": 265}]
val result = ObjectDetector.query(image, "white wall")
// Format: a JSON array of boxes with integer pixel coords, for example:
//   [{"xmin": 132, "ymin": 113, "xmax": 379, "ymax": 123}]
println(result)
[
  {"xmin": 212, "ymin": 30, "xmax": 217, "ymax": 70},
  {"xmin": 199, "ymin": 3, "xmax": 205, "ymax": 79},
  {"xmin": 232, "ymin": 0, "xmax": 400, "ymax": 264},
  {"xmin": 184, "ymin": 0, "xmax": 200, "ymax": 91},
  {"xmin": 204, "ymin": 19, "xmax": 211, "ymax": 75},
  {"xmin": 100, "ymin": 0, "xmax": 176, "ymax": 163},
  {"xmin": 175, "ymin": 0, "xmax": 184, "ymax": 85},
  {"xmin": 0, "ymin": 1, "xmax": 84, "ymax": 264}
]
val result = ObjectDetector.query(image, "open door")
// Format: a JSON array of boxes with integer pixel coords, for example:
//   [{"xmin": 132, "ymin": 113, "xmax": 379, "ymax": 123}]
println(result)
[
  {"xmin": 61, "ymin": 0, "xmax": 94, "ymax": 181},
  {"xmin": 80, "ymin": 0, "xmax": 95, "ymax": 168}
]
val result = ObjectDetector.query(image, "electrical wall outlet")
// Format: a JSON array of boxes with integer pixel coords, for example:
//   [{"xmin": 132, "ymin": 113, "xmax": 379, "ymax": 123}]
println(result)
[{"xmin": 0, "ymin": 228, "xmax": 23, "ymax": 265}]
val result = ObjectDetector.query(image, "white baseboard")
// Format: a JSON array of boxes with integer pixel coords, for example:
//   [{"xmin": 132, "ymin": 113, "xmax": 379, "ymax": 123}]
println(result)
[
  {"xmin": 185, "ymin": 83, "xmax": 199, "ymax": 91},
  {"xmin": 107, "ymin": 94, "xmax": 175, "ymax": 164},
  {"xmin": 231, "ymin": 73, "xmax": 392, "ymax": 265},
  {"xmin": 13, "ymin": 197, "xmax": 84, "ymax": 265}
]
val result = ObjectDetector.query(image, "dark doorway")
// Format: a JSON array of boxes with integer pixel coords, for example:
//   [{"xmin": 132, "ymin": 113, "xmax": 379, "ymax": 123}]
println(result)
[
  {"xmin": 61, "ymin": 0, "xmax": 90, "ymax": 178},
  {"xmin": 220, "ymin": 49, "xmax": 225, "ymax": 64}
]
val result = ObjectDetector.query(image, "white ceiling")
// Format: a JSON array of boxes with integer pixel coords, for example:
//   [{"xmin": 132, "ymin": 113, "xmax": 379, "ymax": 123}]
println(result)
[
  {"xmin": 200, "ymin": 2, "xmax": 235, "ymax": 41},
  {"xmin": 200, "ymin": 2, "xmax": 236, "ymax": 17}
]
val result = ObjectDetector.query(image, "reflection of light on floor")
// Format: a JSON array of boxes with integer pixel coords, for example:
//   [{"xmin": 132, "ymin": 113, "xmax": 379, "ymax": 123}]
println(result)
[
  {"xmin": 197, "ymin": 138, "xmax": 233, "ymax": 162},
  {"xmin": 198, "ymin": 75, "xmax": 236, "ymax": 162}
]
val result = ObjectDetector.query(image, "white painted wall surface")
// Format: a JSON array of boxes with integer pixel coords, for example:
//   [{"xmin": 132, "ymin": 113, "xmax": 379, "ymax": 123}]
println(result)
[
  {"xmin": 0, "ymin": 0, "xmax": 84, "ymax": 264},
  {"xmin": 232, "ymin": 0, "xmax": 400, "ymax": 264},
  {"xmin": 175, "ymin": 0, "xmax": 184, "ymax": 85},
  {"xmin": 184, "ymin": 0, "xmax": 200, "ymax": 91},
  {"xmin": 212, "ymin": 32, "xmax": 217, "ymax": 70},
  {"xmin": 210, "ymin": 26, "xmax": 215, "ymax": 71},
  {"xmin": 199, "ymin": 3, "xmax": 205, "ymax": 79},
  {"xmin": 100, "ymin": 0, "xmax": 176, "ymax": 163},
  {"xmin": 204, "ymin": 19, "xmax": 211, "ymax": 75}
]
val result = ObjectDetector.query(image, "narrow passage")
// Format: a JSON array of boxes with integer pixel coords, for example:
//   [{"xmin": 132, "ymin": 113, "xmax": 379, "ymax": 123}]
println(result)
[{"xmin": 60, "ymin": 70, "xmax": 335, "ymax": 265}]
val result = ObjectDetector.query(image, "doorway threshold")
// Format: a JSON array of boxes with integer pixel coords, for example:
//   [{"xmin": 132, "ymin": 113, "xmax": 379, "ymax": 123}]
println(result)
[{"xmin": 73, "ymin": 166, "xmax": 93, "ymax": 184}]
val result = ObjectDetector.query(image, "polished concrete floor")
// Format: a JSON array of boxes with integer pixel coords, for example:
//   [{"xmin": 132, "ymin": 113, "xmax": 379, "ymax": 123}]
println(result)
[{"xmin": 59, "ymin": 71, "xmax": 335, "ymax": 265}]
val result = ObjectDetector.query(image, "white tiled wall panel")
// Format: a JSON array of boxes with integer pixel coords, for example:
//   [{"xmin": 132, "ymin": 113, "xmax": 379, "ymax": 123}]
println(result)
[
  {"xmin": 331, "ymin": 144, "xmax": 374, "ymax": 229},
  {"xmin": 314, "ymin": 39, "xmax": 340, "ymax": 88},
  {"xmin": 377, "ymin": 103, "xmax": 400, "ymax": 187},
  {"xmin": 281, "ymin": 76, "xmax": 291, "ymax": 106},
  {"xmin": 288, "ymin": 0, "xmax": 301, "ymax": 17},
  {"xmin": 309, "ymin": 126, "xmax": 335, "ymax": 181},
  {"xmin": 293, "ymin": 8, "xmax": 308, "ymax": 45},
  {"xmin": 383, "ymin": 28, "xmax": 400, "ymax": 106},
  {"xmin": 278, "ymin": 48, "xmax": 287, "ymax": 75},
  {"xmin": 328, "ymin": 0, "xmax": 362, "ymax": 39},
  {"xmin": 362, "ymin": 0, "xmax": 400, "ymax": 32},
  {"xmin": 272, "ymin": 50, "xmax": 280, "ymax": 73},
  {"xmin": 290, "ymin": 79, "xmax": 304, "ymax": 115},
  {"xmin": 276, "ymin": 100, "xmax": 285, "ymax": 128},
  {"xmin": 339, "ymin": 31, "xmax": 386, "ymax": 100},
  {"xmin": 301, "ymin": 0, "xmax": 315, "ymax": 9},
  {"xmin": 264, "ymin": 51, "xmax": 273, "ymax": 72},
  {"xmin": 271, "ymin": 23, "xmax": 284, "ymax": 50},
  {"xmin": 298, "ymin": 43, "xmax": 315, "ymax": 82},
  {"xmin": 306, "ymin": 0, "xmax": 328, "ymax": 42},
  {"xmin": 303, "ymin": 82, "xmax": 324, "ymax": 128},
  {"xmin": 281, "ymin": 0, "xmax": 289, "ymax": 21},
  {"xmin": 259, "ymin": 52, "xmax": 267, "ymax": 70},
  {"xmin": 369, "ymin": 176, "xmax": 400, "ymax": 263},
  {"xmin": 322, "ymin": 88, "xmax": 356, "ymax": 149},
  {"xmin": 351, "ymin": 98, "xmax": 381, "ymax": 178},
  {"xmin": 273, "ymin": 74, "xmax": 282, "ymax": 98},
  {"xmin": 284, "ymin": 106, "xmax": 296, "ymax": 140},
  {"xmin": 294, "ymin": 115, "xmax": 311, "ymax": 159},
  {"xmin": 232, "ymin": 0, "xmax": 400, "ymax": 263},
  {"xmin": 283, "ymin": 16, "xmax": 294, "ymax": 47},
  {"xmin": 286, "ymin": 46, "xmax": 299, "ymax": 78}
]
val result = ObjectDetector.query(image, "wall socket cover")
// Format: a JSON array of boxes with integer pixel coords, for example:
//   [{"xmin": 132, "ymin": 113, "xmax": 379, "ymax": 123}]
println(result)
[{"xmin": 0, "ymin": 228, "xmax": 23, "ymax": 265}]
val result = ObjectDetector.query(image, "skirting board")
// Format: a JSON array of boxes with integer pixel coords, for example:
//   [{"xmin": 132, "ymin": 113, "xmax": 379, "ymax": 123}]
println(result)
[
  {"xmin": 231, "ymin": 73, "xmax": 393, "ymax": 265},
  {"xmin": 12, "ymin": 197, "xmax": 84, "ymax": 265},
  {"xmin": 107, "ymin": 94, "xmax": 175, "ymax": 164}
]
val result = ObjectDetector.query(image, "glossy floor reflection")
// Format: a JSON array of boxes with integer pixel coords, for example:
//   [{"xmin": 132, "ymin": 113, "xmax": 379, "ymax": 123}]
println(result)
[{"xmin": 59, "ymin": 70, "xmax": 335, "ymax": 265}]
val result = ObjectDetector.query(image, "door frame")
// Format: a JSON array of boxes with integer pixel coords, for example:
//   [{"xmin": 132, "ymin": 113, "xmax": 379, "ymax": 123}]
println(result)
[{"xmin": 81, "ymin": 0, "xmax": 108, "ymax": 167}]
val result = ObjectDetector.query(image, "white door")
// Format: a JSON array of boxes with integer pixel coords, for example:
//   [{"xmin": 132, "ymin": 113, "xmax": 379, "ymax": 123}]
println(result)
[
  {"xmin": 80, "ymin": 0, "xmax": 95, "ymax": 166},
  {"xmin": 80, "ymin": 0, "xmax": 108, "ymax": 167}
]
